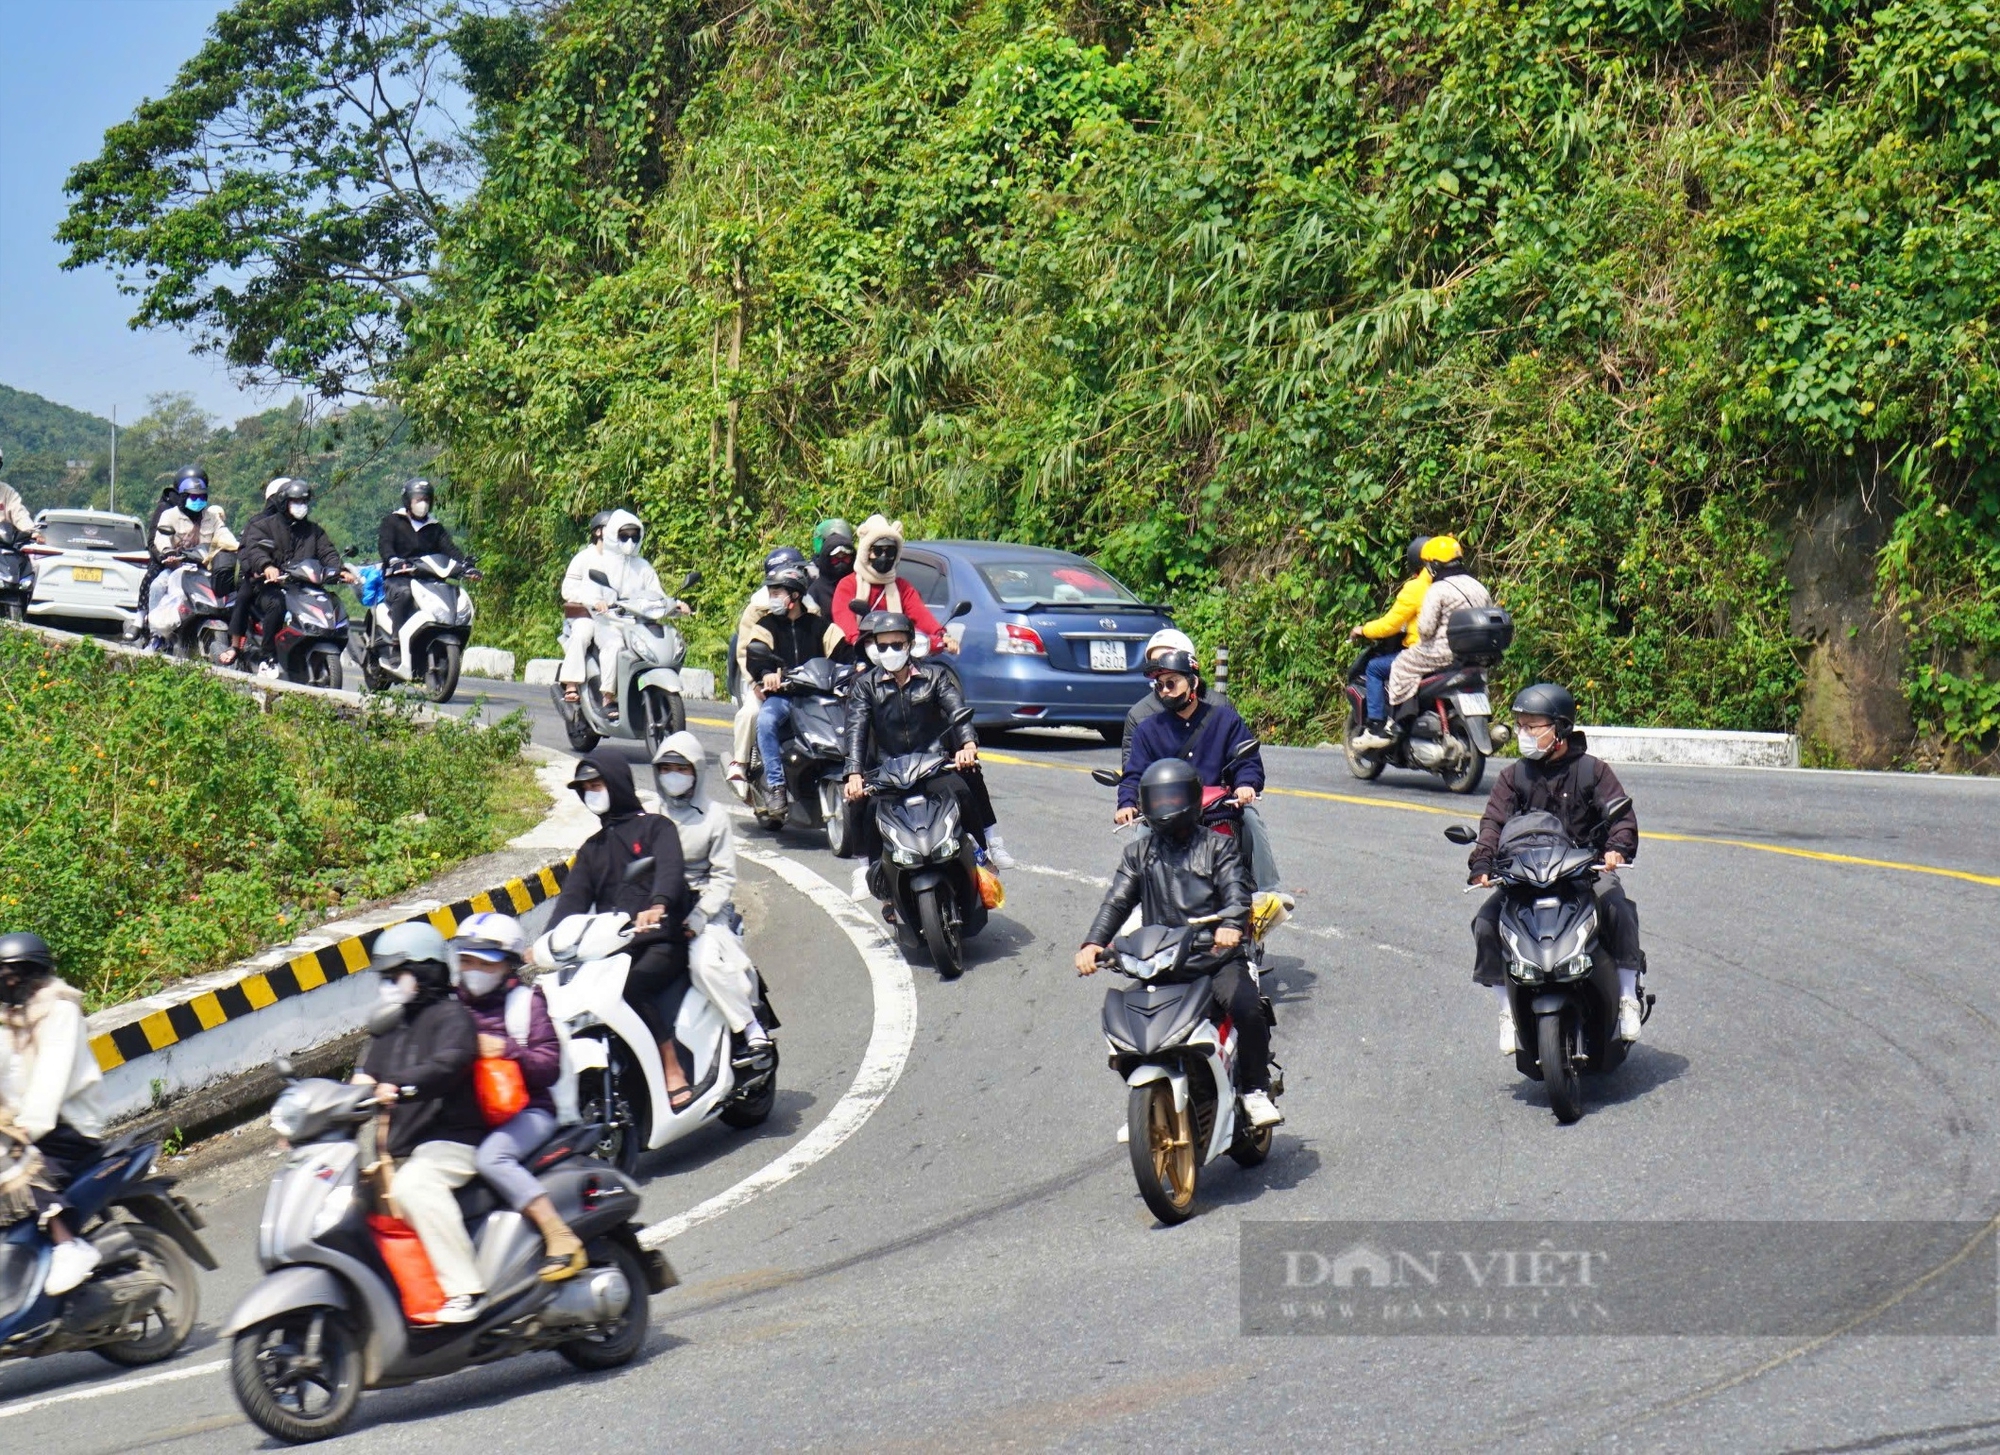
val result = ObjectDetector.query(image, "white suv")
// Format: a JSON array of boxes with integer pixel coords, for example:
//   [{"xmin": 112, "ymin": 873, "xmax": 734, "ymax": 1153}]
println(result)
[{"xmin": 27, "ymin": 510, "xmax": 149, "ymax": 631}]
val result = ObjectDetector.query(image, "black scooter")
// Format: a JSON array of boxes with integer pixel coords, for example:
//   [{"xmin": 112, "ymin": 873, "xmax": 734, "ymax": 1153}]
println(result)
[
  {"xmin": 0, "ymin": 523, "xmax": 33, "ymax": 621},
  {"xmin": 1444, "ymin": 799, "xmax": 1652, "ymax": 1123},
  {"xmin": 246, "ymin": 558, "xmax": 349, "ymax": 688},
  {"xmin": 151, "ymin": 553, "xmax": 238, "ymax": 662},
  {"xmin": 863, "ymin": 740, "xmax": 989, "ymax": 978},
  {"xmin": 746, "ymin": 657, "xmax": 860, "ymax": 853}
]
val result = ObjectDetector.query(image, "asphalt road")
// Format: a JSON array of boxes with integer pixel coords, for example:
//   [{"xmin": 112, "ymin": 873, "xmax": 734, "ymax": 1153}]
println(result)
[{"xmin": 7, "ymin": 673, "xmax": 2000, "ymax": 1453}]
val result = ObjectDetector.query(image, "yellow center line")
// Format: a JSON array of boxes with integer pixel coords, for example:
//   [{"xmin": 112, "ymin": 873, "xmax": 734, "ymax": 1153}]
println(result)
[
  {"xmin": 690, "ymin": 715, "xmax": 737, "ymax": 730},
  {"xmin": 978, "ymin": 750, "xmax": 2000, "ymax": 889}
]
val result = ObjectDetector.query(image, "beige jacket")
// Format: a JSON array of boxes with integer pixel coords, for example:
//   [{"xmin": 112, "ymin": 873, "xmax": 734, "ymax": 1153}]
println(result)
[
  {"xmin": 0, "ymin": 980, "xmax": 107, "ymax": 1142},
  {"xmin": 153, "ymin": 503, "xmax": 239, "ymax": 559},
  {"xmin": 0, "ymin": 483, "xmax": 33, "ymax": 535},
  {"xmin": 1388, "ymin": 572, "xmax": 1493, "ymax": 706}
]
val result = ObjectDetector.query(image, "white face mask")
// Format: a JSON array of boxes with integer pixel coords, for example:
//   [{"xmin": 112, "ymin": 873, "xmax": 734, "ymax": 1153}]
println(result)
[
  {"xmin": 868, "ymin": 643, "xmax": 911, "ymax": 672},
  {"xmin": 614, "ymin": 534, "xmax": 641, "ymax": 558},
  {"xmin": 288, "ymin": 502, "xmax": 309, "ymax": 520},
  {"xmin": 1517, "ymin": 725, "xmax": 1555, "ymax": 760},
  {"xmin": 410, "ymin": 500, "xmax": 430, "ymax": 519},
  {"xmin": 582, "ymin": 786, "xmax": 611, "ymax": 815},
  {"xmin": 659, "ymin": 770, "xmax": 696, "ymax": 797},
  {"xmin": 459, "ymin": 965, "xmax": 506, "ymax": 998}
]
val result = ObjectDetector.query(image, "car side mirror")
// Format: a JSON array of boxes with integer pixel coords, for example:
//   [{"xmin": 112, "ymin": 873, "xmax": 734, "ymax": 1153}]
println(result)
[
  {"xmin": 1091, "ymin": 767, "xmax": 1121, "ymax": 787},
  {"xmin": 949, "ymin": 599, "xmax": 973, "ymax": 621},
  {"xmin": 589, "ymin": 569, "xmax": 612, "ymax": 588},
  {"xmin": 681, "ymin": 569, "xmax": 701, "ymax": 591},
  {"xmin": 1602, "ymin": 796, "xmax": 1633, "ymax": 823},
  {"xmin": 1444, "ymin": 824, "xmax": 1477, "ymax": 845},
  {"xmin": 621, "ymin": 854, "xmax": 657, "ymax": 885}
]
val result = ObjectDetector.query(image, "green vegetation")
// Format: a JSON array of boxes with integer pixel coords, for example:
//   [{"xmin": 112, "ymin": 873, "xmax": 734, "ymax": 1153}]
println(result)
[{"xmin": 0, "ymin": 630, "xmax": 535, "ymax": 1011}]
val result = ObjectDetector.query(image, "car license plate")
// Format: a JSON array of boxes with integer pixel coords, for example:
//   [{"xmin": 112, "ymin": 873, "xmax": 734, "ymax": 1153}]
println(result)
[
  {"xmin": 1089, "ymin": 639, "xmax": 1126, "ymax": 671},
  {"xmin": 71, "ymin": 566, "xmax": 103, "ymax": 583},
  {"xmin": 1454, "ymin": 691, "xmax": 1491, "ymax": 715}
]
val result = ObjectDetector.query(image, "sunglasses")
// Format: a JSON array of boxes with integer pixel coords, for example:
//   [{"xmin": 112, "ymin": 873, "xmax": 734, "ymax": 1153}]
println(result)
[{"xmin": 617, "ymin": 528, "xmax": 642, "ymax": 542}]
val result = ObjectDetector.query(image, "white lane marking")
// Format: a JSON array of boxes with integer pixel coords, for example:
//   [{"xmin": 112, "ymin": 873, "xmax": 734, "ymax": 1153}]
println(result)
[
  {"xmin": 0, "ymin": 1358, "xmax": 229, "ymax": 1421},
  {"xmin": 637, "ymin": 844, "xmax": 918, "ymax": 1249},
  {"xmin": 1012, "ymin": 862, "xmax": 1110, "ymax": 889}
]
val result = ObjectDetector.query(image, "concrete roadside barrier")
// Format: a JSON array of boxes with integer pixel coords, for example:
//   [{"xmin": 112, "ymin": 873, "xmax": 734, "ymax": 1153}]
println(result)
[
  {"xmin": 462, "ymin": 645, "xmax": 516, "ymax": 680},
  {"xmin": 525, "ymin": 657, "xmax": 561, "ymax": 685},
  {"xmin": 1579, "ymin": 725, "xmax": 1800, "ymax": 769}
]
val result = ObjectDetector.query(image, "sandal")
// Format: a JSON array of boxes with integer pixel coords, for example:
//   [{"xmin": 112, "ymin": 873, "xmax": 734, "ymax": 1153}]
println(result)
[
  {"xmin": 561, "ymin": 685, "xmax": 580, "ymax": 704},
  {"xmin": 667, "ymin": 1084, "xmax": 696, "ymax": 1113}
]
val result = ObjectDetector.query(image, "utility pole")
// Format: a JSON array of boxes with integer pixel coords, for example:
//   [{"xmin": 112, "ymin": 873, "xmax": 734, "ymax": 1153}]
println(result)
[{"xmin": 109, "ymin": 405, "xmax": 117, "ymax": 512}]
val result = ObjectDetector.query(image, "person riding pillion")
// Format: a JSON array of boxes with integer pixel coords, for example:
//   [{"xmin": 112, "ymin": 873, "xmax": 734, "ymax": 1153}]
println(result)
[
  {"xmin": 829, "ymin": 515, "xmax": 957, "ymax": 658},
  {"xmin": 806, "ymin": 517, "xmax": 856, "ymax": 619},
  {"xmin": 0, "ymin": 450, "xmax": 36, "ymax": 536},
  {"xmin": 1076, "ymin": 760, "xmax": 1283, "ymax": 1130},
  {"xmin": 1384, "ymin": 534, "xmax": 1490, "ymax": 720},
  {"xmin": 558, "ymin": 508, "xmax": 665, "ymax": 721},
  {"xmin": 378, "ymin": 479, "xmax": 466, "ymax": 661},
  {"xmin": 220, "ymin": 477, "xmax": 294, "ymax": 666},
  {"xmin": 1349, "ymin": 536, "xmax": 1434, "ymax": 751},
  {"xmin": 744, "ymin": 556, "xmax": 837, "ymax": 816},
  {"xmin": 1467, "ymin": 682, "xmax": 1647, "ymax": 1053},
  {"xmin": 144, "ymin": 467, "xmax": 240, "ymax": 645},
  {"xmin": 352, "ymin": 922, "xmax": 489, "ymax": 1324},
  {"xmin": 235, "ymin": 479, "xmax": 358, "ymax": 665}
]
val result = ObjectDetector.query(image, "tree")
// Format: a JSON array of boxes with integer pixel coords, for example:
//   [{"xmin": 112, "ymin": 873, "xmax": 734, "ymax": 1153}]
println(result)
[{"xmin": 56, "ymin": 0, "xmax": 482, "ymax": 400}]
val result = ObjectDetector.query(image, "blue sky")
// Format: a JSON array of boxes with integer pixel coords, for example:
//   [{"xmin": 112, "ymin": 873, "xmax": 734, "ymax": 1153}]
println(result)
[{"xmin": 0, "ymin": 0, "xmax": 272, "ymax": 425}]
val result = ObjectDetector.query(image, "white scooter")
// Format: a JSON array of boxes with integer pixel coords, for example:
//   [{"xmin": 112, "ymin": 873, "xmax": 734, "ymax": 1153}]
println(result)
[
  {"xmin": 354, "ymin": 552, "xmax": 478, "ymax": 701},
  {"xmin": 529, "ymin": 897, "xmax": 778, "ymax": 1175},
  {"xmin": 553, "ymin": 568, "xmax": 700, "ymax": 758}
]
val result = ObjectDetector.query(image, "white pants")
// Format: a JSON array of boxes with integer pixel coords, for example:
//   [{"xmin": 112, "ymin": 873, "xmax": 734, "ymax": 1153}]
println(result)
[
  {"xmin": 390, "ymin": 1140, "xmax": 485, "ymax": 1299},
  {"xmin": 732, "ymin": 695, "xmax": 759, "ymax": 766},
  {"xmin": 560, "ymin": 617, "xmax": 619, "ymax": 689},
  {"xmin": 690, "ymin": 924, "xmax": 759, "ymax": 1034}
]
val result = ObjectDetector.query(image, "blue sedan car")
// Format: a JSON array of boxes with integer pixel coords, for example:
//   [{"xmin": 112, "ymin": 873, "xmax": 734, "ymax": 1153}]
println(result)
[{"xmin": 893, "ymin": 541, "xmax": 1176, "ymax": 739}]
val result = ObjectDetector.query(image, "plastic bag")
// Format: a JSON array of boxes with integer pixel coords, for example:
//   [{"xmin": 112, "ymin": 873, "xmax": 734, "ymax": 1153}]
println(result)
[
  {"xmin": 976, "ymin": 865, "xmax": 1006, "ymax": 911},
  {"xmin": 474, "ymin": 1056, "xmax": 529, "ymax": 1127},
  {"xmin": 368, "ymin": 1213, "xmax": 446, "ymax": 1322},
  {"xmin": 356, "ymin": 563, "xmax": 386, "ymax": 608}
]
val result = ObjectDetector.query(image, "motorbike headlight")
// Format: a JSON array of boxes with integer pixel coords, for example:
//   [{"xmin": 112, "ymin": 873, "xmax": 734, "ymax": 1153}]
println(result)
[
  {"xmin": 414, "ymin": 582, "xmax": 449, "ymax": 616},
  {"xmin": 930, "ymin": 840, "xmax": 959, "ymax": 863},
  {"xmin": 1508, "ymin": 957, "xmax": 1543, "ymax": 984},
  {"xmin": 891, "ymin": 847, "xmax": 921, "ymax": 866},
  {"xmin": 1554, "ymin": 952, "xmax": 1592, "ymax": 981}
]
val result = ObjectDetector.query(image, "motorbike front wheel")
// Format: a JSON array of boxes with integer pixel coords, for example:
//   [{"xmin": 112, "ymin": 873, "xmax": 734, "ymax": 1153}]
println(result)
[
  {"xmin": 94, "ymin": 1223, "xmax": 199, "ymax": 1366},
  {"xmin": 1344, "ymin": 702, "xmax": 1385, "ymax": 782},
  {"xmin": 1129, "ymin": 1081, "xmax": 1199, "ymax": 1224},
  {"xmin": 583, "ymin": 1065, "xmax": 644, "ymax": 1176},
  {"xmin": 641, "ymin": 686, "xmax": 685, "ymax": 760},
  {"xmin": 423, "ymin": 638, "xmax": 461, "ymax": 702},
  {"xmin": 1538, "ymin": 1010, "xmax": 1584, "ymax": 1124},
  {"xmin": 230, "ymin": 1305, "xmax": 364, "ymax": 1444},
  {"xmin": 309, "ymin": 649, "xmax": 342, "ymax": 692},
  {"xmin": 916, "ymin": 886, "xmax": 963, "ymax": 979}
]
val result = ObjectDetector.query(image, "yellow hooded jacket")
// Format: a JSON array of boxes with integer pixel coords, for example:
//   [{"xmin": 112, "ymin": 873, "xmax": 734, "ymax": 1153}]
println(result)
[{"xmin": 1359, "ymin": 570, "xmax": 1431, "ymax": 648}]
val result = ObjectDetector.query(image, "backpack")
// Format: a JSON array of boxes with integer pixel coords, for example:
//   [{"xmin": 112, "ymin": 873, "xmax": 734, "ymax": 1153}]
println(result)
[{"xmin": 505, "ymin": 984, "xmax": 581, "ymax": 1126}]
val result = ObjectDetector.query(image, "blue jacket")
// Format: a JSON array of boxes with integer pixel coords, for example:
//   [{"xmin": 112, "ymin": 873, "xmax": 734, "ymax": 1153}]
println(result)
[{"xmin": 1119, "ymin": 695, "xmax": 1266, "ymax": 811}]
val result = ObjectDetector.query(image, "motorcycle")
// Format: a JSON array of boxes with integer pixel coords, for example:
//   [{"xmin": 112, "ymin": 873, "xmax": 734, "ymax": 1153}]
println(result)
[
  {"xmin": 862, "ymin": 742, "xmax": 991, "ymax": 979},
  {"xmin": 354, "ymin": 552, "xmax": 478, "ymax": 702},
  {"xmin": 745, "ymin": 657, "xmax": 861, "ymax": 854},
  {"xmin": 0, "ymin": 1134, "xmax": 216, "ymax": 1370},
  {"xmin": 245, "ymin": 557, "xmax": 350, "ymax": 689},
  {"xmin": 530, "ymin": 896, "xmax": 780, "ymax": 1177},
  {"xmin": 1342, "ymin": 643, "xmax": 1510, "ymax": 795},
  {"xmin": 552, "ymin": 569, "xmax": 700, "ymax": 759},
  {"xmin": 226, "ymin": 1063, "xmax": 675, "ymax": 1444},
  {"xmin": 146, "ymin": 552, "xmax": 238, "ymax": 662},
  {"xmin": 1443, "ymin": 799, "xmax": 1652, "ymax": 1123},
  {"xmin": 1098, "ymin": 914, "xmax": 1283, "ymax": 1225},
  {"xmin": 0, "ymin": 523, "xmax": 34, "ymax": 621}
]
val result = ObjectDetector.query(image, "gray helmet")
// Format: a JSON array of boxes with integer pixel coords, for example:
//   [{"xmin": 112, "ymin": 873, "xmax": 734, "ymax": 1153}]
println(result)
[
  {"xmin": 371, "ymin": 920, "xmax": 453, "ymax": 975},
  {"xmin": 857, "ymin": 609, "xmax": 913, "ymax": 642},
  {"xmin": 1509, "ymin": 682, "xmax": 1577, "ymax": 734},
  {"xmin": 1137, "ymin": 758, "xmax": 1201, "ymax": 837}
]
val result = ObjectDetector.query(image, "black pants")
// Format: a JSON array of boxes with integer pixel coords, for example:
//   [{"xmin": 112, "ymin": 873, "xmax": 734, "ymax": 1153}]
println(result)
[
  {"xmin": 384, "ymin": 577, "xmax": 415, "ymax": 634},
  {"xmin": 253, "ymin": 585, "xmax": 288, "ymax": 655},
  {"xmin": 1472, "ymin": 877, "xmax": 1641, "ymax": 986},
  {"xmin": 626, "ymin": 940, "xmax": 691, "ymax": 1050},
  {"xmin": 30, "ymin": 1123, "xmax": 103, "ymax": 1224},
  {"xmin": 1211, "ymin": 957, "xmax": 1271, "ymax": 1092}
]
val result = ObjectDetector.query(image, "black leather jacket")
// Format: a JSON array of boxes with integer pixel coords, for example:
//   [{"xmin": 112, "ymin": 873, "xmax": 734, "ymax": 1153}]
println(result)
[
  {"xmin": 843, "ymin": 660, "xmax": 975, "ymax": 777},
  {"xmin": 1085, "ymin": 827, "xmax": 1253, "ymax": 949}
]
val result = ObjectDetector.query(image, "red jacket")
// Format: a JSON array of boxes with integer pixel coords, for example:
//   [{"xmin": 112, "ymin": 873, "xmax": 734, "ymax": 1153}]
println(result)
[{"xmin": 832, "ymin": 579, "xmax": 947, "ymax": 652}]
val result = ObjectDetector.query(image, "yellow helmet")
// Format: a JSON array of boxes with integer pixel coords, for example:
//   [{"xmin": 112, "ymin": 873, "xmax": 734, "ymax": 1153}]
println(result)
[{"xmin": 1419, "ymin": 534, "xmax": 1463, "ymax": 564}]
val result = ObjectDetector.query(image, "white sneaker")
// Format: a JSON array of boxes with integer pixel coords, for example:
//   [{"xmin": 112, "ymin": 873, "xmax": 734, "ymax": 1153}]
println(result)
[
  {"xmin": 45, "ymin": 1239, "xmax": 101, "ymax": 1295},
  {"xmin": 1616, "ymin": 996, "xmax": 1643, "ymax": 1044},
  {"xmin": 725, "ymin": 761, "xmax": 750, "ymax": 801},
  {"xmin": 1240, "ymin": 1090, "xmax": 1284, "ymax": 1128},
  {"xmin": 1352, "ymin": 725, "xmax": 1395, "ymax": 750},
  {"xmin": 432, "ymin": 1294, "xmax": 480, "ymax": 1325},
  {"xmin": 1498, "ymin": 1008, "xmax": 1521, "ymax": 1057},
  {"xmin": 984, "ymin": 832, "xmax": 1017, "ymax": 870},
  {"xmin": 255, "ymin": 661, "xmax": 282, "ymax": 682}
]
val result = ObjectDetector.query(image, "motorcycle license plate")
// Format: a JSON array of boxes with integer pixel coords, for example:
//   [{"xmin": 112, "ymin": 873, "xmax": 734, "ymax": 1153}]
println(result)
[
  {"xmin": 1453, "ymin": 692, "xmax": 1491, "ymax": 715},
  {"xmin": 1089, "ymin": 639, "xmax": 1126, "ymax": 671},
  {"xmin": 71, "ymin": 566, "xmax": 103, "ymax": 583}
]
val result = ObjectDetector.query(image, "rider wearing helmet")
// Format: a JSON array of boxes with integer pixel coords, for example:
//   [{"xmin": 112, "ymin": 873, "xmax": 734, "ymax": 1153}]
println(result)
[
  {"xmin": 743, "ymin": 556, "xmax": 834, "ymax": 815},
  {"xmin": 829, "ymin": 515, "xmax": 956, "ymax": 658},
  {"xmin": 0, "ymin": 448, "xmax": 35, "ymax": 535},
  {"xmin": 557, "ymin": 508, "xmax": 666, "ymax": 719},
  {"xmin": 450, "ymin": 912, "xmax": 586, "ymax": 1284},
  {"xmin": 1119, "ymin": 627, "xmax": 1197, "ymax": 764},
  {"xmin": 0, "ymin": 932, "xmax": 111, "ymax": 1294},
  {"xmin": 1075, "ymin": 760, "xmax": 1282, "ymax": 1129},
  {"xmin": 221, "ymin": 480, "xmax": 294, "ymax": 665},
  {"xmin": 235, "ymin": 479, "xmax": 357, "ymax": 666},
  {"xmin": 1349, "ymin": 536, "xmax": 1434, "ymax": 750},
  {"xmin": 1385, "ymin": 534, "xmax": 1491, "ymax": 719},
  {"xmin": 377, "ymin": 480, "xmax": 466, "ymax": 659},
  {"xmin": 141, "ymin": 466, "xmax": 241, "ymax": 649},
  {"xmin": 806, "ymin": 517, "xmax": 857, "ymax": 618},
  {"xmin": 1467, "ymin": 682, "xmax": 1646, "ymax": 1053},
  {"xmin": 728, "ymin": 545, "xmax": 823, "ymax": 792},
  {"xmin": 354, "ymin": 920, "xmax": 488, "ymax": 1324}
]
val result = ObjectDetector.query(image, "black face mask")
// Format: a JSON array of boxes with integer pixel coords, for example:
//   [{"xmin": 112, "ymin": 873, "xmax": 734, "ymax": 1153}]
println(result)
[
  {"xmin": 1156, "ymin": 682, "xmax": 1191, "ymax": 710},
  {"xmin": 868, "ymin": 545, "xmax": 899, "ymax": 573},
  {"xmin": 0, "ymin": 969, "xmax": 36, "ymax": 1006},
  {"xmin": 406, "ymin": 960, "xmax": 454, "ymax": 1005}
]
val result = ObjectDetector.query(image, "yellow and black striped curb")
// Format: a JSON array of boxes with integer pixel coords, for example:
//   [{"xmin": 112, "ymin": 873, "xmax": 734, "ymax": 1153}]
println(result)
[{"xmin": 89, "ymin": 861, "xmax": 572, "ymax": 1074}]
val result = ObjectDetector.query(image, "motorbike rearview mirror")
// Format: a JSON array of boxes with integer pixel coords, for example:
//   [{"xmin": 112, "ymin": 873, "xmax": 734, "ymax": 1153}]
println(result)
[
  {"xmin": 345, "ymin": 545, "xmax": 360, "ymax": 558},
  {"xmin": 1443, "ymin": 824, "xmax": 1477, "ymax": 845},
  {"xmin": 1228, "ymin": 738, "xmax": 1261, "ymax": 763},
  {"xmin": 849, "ymin": 598, "xmax": 869, "ymax": 616},
  {"xmin": 1602, "ymin": 795, "xmax": 1634, "ymax": 823},
  {"xmin": 949, "ymin": 599, "xmax": 973, "ymax": 621},
  {"xmin": 272, "ymin": 1055, "xmax": 297, "ymax": 1081},
  {"xmin": 1090, "ymin": 767, "xmax": 1121, "ymax": 787},
  {"xmin": 621, "ymin": 854, "xmax": 657, "ymax": 885},
  {"xmin": 589, "ymin": 568, "xmax": 612, "ymax": 588},
  {"xmin": 681, "ymin": 569, "xmax": 701, "ymax": 590}
]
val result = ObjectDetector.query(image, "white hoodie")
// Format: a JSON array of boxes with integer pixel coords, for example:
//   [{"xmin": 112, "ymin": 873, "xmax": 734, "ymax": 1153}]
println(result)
[
  {"xmin": 561, "ymin": 508, "xmax": 665, "ymax": 609},
  {"xmin": 0, "ymin": 980, "xmax": 107, "ymax": 1141}
]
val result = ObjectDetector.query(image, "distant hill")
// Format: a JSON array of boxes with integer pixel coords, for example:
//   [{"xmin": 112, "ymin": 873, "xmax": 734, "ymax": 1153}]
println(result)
[{"xmin": 0, "ymin": 384, "xmax": 113, "ymax": 503}]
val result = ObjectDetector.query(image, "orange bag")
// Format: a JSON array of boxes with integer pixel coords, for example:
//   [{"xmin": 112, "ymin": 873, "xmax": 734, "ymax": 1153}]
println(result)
[
  {"xmin": 976, "ymin": 864, "xmax": 1006, "ymax": 910},
  {"xmin": 368, "ymin": 1213, "xmax": 446, "ymax": 1322},
  {"xmin": 474, "ymin": 1056, "xmax": 529, "ymax": 1127}
]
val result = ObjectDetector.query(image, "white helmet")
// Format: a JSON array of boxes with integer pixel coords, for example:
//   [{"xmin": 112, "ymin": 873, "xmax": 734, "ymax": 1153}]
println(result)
[
  {"xmin": 452, "ymin": 911, "xmax": 528, "ymax": 969},
  {"xmin": 1142, "ymin": 627, "xmax": 1195, "ymax": 664},
  {"xmin": 264, "ymin": 476, "xmax": 295, "ymax": 501},
  {"xmin": 603, "ymin": 508, "xmax": 645, "ymax": 559}
]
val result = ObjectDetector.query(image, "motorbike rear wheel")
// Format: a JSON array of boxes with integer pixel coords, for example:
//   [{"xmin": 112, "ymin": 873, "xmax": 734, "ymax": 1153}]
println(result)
[
  {"xmin": 423, "ymin": 638, "xmax": 461, "ymax": 703},
  {"xmin": 916, "ymin": 886, "xmax": 963, "ymax": 979},
  {"xmin": 230, "ymin": 1305, "xmax": 364, "ymax": 1444},
  {"xmin": 556, "ymin": 1239, "xmax": 651, "ymax": 1371},
  {"xmin": 1344, "ymin": 703, "xmax": 1385, "ymax": 782},
  {"xmin": 1228, "ymin": 1121, "xmax": 1273, "ymax": 1168},
  {"xmin": 94, "ymin": 1223, "xmax": 199, "ymax": 1366},
  {"xmin": 720, "ymin": 1045, "xmax": 779, "ymax": 1128},
  {"xmin": 1129, "ymin": 1081, "xmax": 1199, "ymax": 1224},
  {"xmin": 1538, "ymin": 1010, "xmax": 1584, "ymax": 1124},
  {"xmin": 1443, "ymin": 743, "xmax": 1486, "ymax": 795}
]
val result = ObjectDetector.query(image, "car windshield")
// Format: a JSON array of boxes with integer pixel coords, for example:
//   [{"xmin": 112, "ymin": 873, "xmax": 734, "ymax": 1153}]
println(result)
[
  {"xmin": 43, "ymin": 518, "xmax": 144, "ymax": 552},
  {"xmin": 976, "ymin": 558, "xmax": 1138, "ymax": 606}
]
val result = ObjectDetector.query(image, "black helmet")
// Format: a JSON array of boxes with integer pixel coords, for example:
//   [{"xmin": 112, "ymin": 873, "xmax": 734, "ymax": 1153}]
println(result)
[
  {"xmin": 587, "ymin": 510, "xmax": 612, "ymax": 541},
  {"xmin": 0, "ymin": 931, "xmax": 55, "ymax": 1004},
  {"xmin": 765, "ymin": 561, "xmax": 811, "ymax": 598},
  {"xmin": 174, "ymin": 465, "xmax": 209, "ymax": 493},
  {"xmin": 1406, "ymin": 535, "xmax": 1432, "ymax": 572},
  {"xmin": 1142, "ymin": 648, "xmax": 1199, "ymax": 682},
  {"xmin": 402, "ymin": 478, "xmax": 435, "ymax": 509},
  {"xmin": 856, "ymin": 609, "xmax": 913, "ymax": 641},
  {"xmin": 1510, "ymin": 682, "xmax": 1576, "ymax": 734},
  {"xmin": 282, "ymin": 479, "xmax": 314, "ymax": 504},
  {"xmin": 763, "ymin": 545, "xmax": 808, "ymax": 574},
  {"xmin": 1137, "ymin": 758, "xmax": 1202, "ymax": 837}
]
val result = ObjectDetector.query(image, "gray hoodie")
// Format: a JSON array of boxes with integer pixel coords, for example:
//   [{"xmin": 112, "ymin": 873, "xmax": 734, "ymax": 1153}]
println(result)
[{"xmin": 655, "ymin": 729, "xmax": 736, "ymax": 927}]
